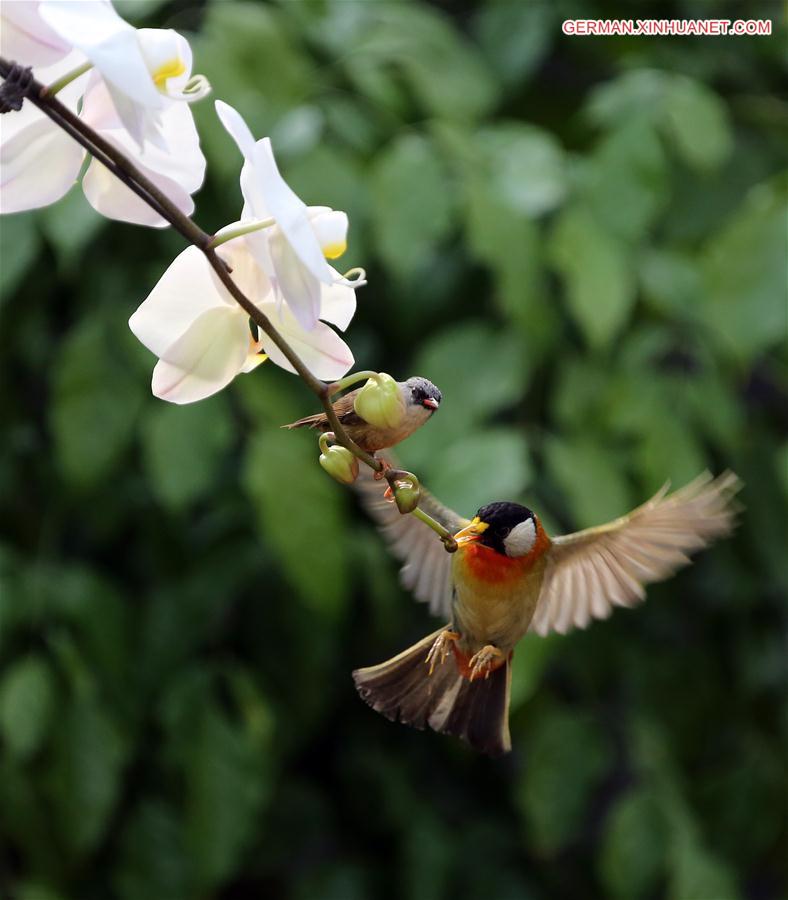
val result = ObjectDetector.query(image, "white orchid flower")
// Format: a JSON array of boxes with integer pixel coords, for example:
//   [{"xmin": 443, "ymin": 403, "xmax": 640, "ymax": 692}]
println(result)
[
  {"xmin": 0, "ymin": 43, "xmax": 206, "ymax": 224},
  {"xmin": 129, "ymin": 227, "xmax": 356, "ymax": 404},
  {"xmin": 38, "ymin": 1, "xmax": 209, "ymax": 149},
  {"xmin": 214, "ymin": 101, "xmax": 362, "ymax": 332},
  {"xmin": 78, "ymin": 72, "xmax": 206, "ymax": 225},
  {"xmin": 0, "ymin": 0, "xmax": 72, "ymax": 67}
]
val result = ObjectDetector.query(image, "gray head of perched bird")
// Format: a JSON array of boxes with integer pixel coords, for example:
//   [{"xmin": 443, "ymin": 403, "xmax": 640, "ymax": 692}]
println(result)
[{"xmin": 283, "ymin": 375, "xmax": 442, "ymax": 453}]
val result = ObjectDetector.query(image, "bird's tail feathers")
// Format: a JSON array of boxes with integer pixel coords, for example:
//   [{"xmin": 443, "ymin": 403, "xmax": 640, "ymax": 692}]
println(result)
[{"xmin": 352, "ymin": 627, "xmax": 512, "ymax": 756}]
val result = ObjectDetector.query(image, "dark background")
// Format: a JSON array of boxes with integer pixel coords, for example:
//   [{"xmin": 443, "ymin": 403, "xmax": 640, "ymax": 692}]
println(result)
[{"xmin": 1, "ymin": 1, "xmax": 786, "ymax": 898}]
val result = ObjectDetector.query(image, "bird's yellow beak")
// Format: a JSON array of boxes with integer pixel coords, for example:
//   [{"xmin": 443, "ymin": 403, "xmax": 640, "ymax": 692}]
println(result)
[{"xmin": 454, "ymin": 517, "xmax": 489, "ymax": 545}]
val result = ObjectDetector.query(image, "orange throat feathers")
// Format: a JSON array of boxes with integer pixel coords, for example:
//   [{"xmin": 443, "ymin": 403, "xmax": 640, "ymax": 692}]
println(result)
[{"xmin": 458, "ymin": 523, "xmax": 551, "ymax": 585}]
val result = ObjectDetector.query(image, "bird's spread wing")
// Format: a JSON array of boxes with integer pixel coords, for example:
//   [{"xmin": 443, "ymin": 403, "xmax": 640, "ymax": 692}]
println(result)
[
  {"xmin": 530, "ymin": 471, "xmax": 742, "ymax": 636},
  {"xmin": 355, "ymin": 457, "xmax": 469, "ymax": 618}
]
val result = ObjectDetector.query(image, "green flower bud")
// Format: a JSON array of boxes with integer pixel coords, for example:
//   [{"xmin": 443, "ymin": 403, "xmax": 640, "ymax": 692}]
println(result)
[
  {"xmin": 353, "ymin": 372, "xmax": 405, "ymax": 429},
  {"xmin": 392, "ymin": 477, "xmax": 421, "ymax": 514},
  {"xmin": 319, "ymin": 445, "xmax": 359, "ymax": 485}
]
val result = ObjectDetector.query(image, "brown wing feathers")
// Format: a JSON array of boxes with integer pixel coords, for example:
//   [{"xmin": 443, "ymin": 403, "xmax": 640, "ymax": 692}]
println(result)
[
  {"xmin": 530, "ymin": 471, "xmax": 741, "ymax": 636},
  {"xmin": 284, "ymin": 389, "xmax": 362, "ymax": 430}
]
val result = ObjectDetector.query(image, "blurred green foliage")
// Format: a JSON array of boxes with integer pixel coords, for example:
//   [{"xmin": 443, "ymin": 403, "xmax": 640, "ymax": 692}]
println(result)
[{"xmin": 1, "ymin": 0, "xmax": 786, "ymax": 898}]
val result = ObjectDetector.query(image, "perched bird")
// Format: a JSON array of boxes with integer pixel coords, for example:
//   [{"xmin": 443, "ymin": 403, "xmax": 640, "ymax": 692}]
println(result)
[
  {"xmin": 353, "ymin": 470, "xmax": 741, "ymax": 755},
  {"xmin": 283, "ymin": 376, "xmax": 441, "ymax": 454}
]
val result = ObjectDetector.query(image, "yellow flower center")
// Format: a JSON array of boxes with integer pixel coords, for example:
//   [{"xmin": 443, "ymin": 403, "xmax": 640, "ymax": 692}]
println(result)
[
  {"xmin": 322, "ymin": 240, "xmax": 347, "ymax": 260},
  {"xmin": 152, "ymin": 58, "xmax": 186, "ymax": 88}
]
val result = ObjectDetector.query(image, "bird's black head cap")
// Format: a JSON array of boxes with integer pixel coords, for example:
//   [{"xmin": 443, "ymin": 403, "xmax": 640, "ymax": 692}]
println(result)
[{"xmin": 475, "ymin": 501, "xmax": 536, "ymax": 556}]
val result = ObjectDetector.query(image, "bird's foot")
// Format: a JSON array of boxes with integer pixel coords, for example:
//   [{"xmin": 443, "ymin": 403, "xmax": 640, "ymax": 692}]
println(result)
[
  {"xmin": 425, "ymin": 630, "xmax": 460, "ymax": 675},
  {"xmin": 373, "ymin": 457, "xmax": 392, "ymax": 481},
  {"xmin": 468, "ymin": 645, "xmax": 504, "ymax": 681}
]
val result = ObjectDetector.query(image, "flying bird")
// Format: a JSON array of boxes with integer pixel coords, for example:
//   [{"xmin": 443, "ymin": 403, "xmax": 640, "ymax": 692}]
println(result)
[
  {"xmin": 353, "ymin": 469, "xmax": 741, "ymax": 755},
  {"xmin": 284, "ymin": 376, "xmax": 441, "ymax": 454}
]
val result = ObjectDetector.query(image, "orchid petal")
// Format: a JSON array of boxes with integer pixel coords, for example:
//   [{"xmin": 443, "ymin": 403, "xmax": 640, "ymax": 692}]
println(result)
[
  {"xmin": 269, "ymin": 229, "xmax": 321, "ymax": 330},
  {"xmin": 137, "ymin": 28, "xmax": 192, "ymax": 97},
  {"xmin": 81, "ymin": 77, "xmax": 205, "ymax": 226},
  {"xmin": 82, "ymin": 153, "xmax": 193, "ymax": 226},
  {"xmin": 40, "ymin": 1, "xmax": 160, "ymax": 104},
  {"xmin": 40, "ymin": 0, "xmax": 162, "ymax": 146},
  {"xmin": 310, "ymin": 209, "xmax": 348, "ymax": 260},
  {"xmin": 212, "ymin": 230, "xmax": 274, "ymax": 303},
  {"xmin": 0, "ymin": 54, "xmax": 87, "ymax": 213},
  {"xmin": 215, "ymin": 100, "xmax": 257, "ymax": 160},
  {"xmin": 319, "ymin": 269, "xmax": 357, "ymax": 332},
  {"xmin": 260, "ymin": 302, "xmax": 354, "ymax": 381},
  {"xmin": 253, "ymin": 137, "xmax": 333, "ymax": 284},
  {"xmin": 216, "ymin": 102, "xmax": 270, "ymax": 220},
  {"xmin": 1, "ymin": 1, "xmax": 71, "ymax": 67},
  {"xmin": 151, "ymin": 306, "xmax": 250, "ymax": 404},
  {"xmin": 130, "ymin": 247, "xmax": 231, "ymax": 359},
  {"xmin": 0, "ymin": 117, "xmax": 84, "ymax": 213}
]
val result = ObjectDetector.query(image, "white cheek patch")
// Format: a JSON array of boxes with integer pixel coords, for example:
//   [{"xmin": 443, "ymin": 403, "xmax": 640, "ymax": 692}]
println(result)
[{"xmin": 504, "ymin": 518, "xmax": 536, "ymax": 557}]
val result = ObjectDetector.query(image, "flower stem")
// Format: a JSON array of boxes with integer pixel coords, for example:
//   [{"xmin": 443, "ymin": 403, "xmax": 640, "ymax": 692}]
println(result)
[
  {"xmin": 318, "ymin": 432, "xmax": 335, "ymax": 454},
  {"xmin": 208, "ymin": 217, "xmax": 276, "ymax": 248},
  {"xmin": 43, "ymin": 61, "xmax": 92, "ymax": 96},
  {"xmin": 327, "ymin": 370, "xmax": 380, "ymax": 397},
  {"xmin": 411, "ymin": 508, "xmax": 458, "ymax": 552}
]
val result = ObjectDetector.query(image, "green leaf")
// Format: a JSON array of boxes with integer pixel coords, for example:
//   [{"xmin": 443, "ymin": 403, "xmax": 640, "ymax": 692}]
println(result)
[
  {"xmin": 586, "ymin": 70, "xmax": 669, "ymax": 127},
  {"xmin": 112, "ymin": 0, "xmax": 169, "ymax": 21},
  {"xmin": 473, "ymin": 0, "xmax": 554, "ymax": 86},
  {"xmin": 414, "ymin": 321, "xmax": 529, "ymax": 424},
  {"xmin": 285, "ymin": 145, "xmax": 370, "ymax": 263},
  {"xmin": 369, "ymin": 133, "xmax": 455, "ymax": 278},
  {"xmin": 242, "ymin": 427, "xmax": 348, "ymax": 619},
  {"xmin": 464, "ymin": 179, "xmax": 557, "ymax": 358},
  {"xmin": 663, "ymin": 77, "xmax": 732, "ymax": 172},
  {"xmin": 192, "ymin": 2, "xmax": 311, "ymax": 173},
  {"xmin": 48, "ymin": 694, "xmax": 127, "ymax": 856},
  {"xmin": 50, "ymin": 316, "xmax": 145, "ymax": 489},
  {"xmin": 639, "ymin": 248, "xmax": 702, "ymax": 316},
  {"xmin": 549, "ymin": 206, "xmax": 636, "ymax": 348},
  {"xmin": 400, "ymin": 321, "xmax": 531, "ymax": 474},
  {"xmin": 599, "ymin": 788, "xmax": 668, "ymax": 900},
  {"xmin": 545, "ymin": 436, "xmax": 632, "ymax": 527},
  {"xmin": 141, "ymin": 396, "xmax": 234, "ymax": 512},
  {"xmin": 13, "ymin": 884, "xmax": 69, "ymax": 900},
  {"xmin": 509, "ymin": 634, "xmax": 558, "ymax": 712},
  {"xmin": 580, "ymin": 119, "xmax": 668, "ymax": 241},
  {"xmin": 341, "ymin": 3, "xmax": 498, "ymax": 121},
  {"xmin": 38, "ymin": 189, "xmax": 104, "ymax": 272},
  {"xmin": 516, "ymin": 707, "xmax": 611, "ymax": 854},
  {"xmin": 587, "ymin": 71, "xmax": 732, "ymax": 173},
  {"xmin": 635, "ymin": 414, "xmax": 706, "ymax": 491},
  {"xmin": 476, "ymin": 123, "xmax": 567, "ymax": 217},
  {"xmin": 699, "ymin": 178, "xmax": 787, "ymax": 362},
  {"xmin": 0, "ymin": 213, "xmax": 41, "ymax": 304},
  {"xmin": 184, "ymin": 704, "xmax": 270, "ymax": 890},
  {"xmin": 115, "ymin": 801, "xmax": 190, "ymax": 900},
  {"xmin": 420, "ymin": 428, "xmax": 533, "ymax": 516},
  {"xmin": 0, "ymin": 655, "xmax": 55, "ymax": 760},
  {"xmin": 669, "ymin": 839, "xmax": 740, "ymax": 900}
]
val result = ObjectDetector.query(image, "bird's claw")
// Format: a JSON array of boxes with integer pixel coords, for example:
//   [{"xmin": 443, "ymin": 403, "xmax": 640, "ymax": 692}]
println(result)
[
  {"xmin": 373, "ymin": 457, "xmax": 392, "ymax": 480},
  {"xmin": 468, "ymin": 645, "xmax": 503, "ymax": 681},
  {"xmin": 425, "ymin": 630, "xmax": 460, "ymax": 675}
]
